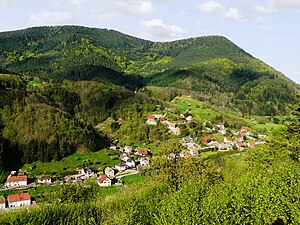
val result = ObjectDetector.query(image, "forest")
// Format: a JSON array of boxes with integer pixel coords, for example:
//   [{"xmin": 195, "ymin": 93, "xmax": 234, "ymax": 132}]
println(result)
[{"xmin": 0, "ymin": 26, "xmax": 298, "ymax": 115}]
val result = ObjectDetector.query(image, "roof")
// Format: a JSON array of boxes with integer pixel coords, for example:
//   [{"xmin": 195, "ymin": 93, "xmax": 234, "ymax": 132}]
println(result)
[
  {"xmin": 97, "ymin": 175, "xmax": 110, "ymax": 184},
  {"xmin": 39, "ymin": 176, "xmax": 51, "ymax": 180},
  {"xmin": 237, "ymin": 142, "xmax": 244, "ymax": 147},
  {"xmin": 148, "ymin": 115, "xmax": 155, "ymax": 120},
  {"xmin": 201, "ymin": 136, "xmax": 211, "ymax": 143},
  {"xmin": 137, "ymin": 149, "xmax": 149, "ymax": 155},
  {"xmin": 159, "ymin": 117, "xmax": 166, "ymax": 121},
  {"xmin": 0, "ymin": 196, "xmax": 5, "ymax": 204},
  {"xmin": 6, "ymin": 175, "xmax": 27, "ymax": 183},
  {"xmin": 8, "ymin": 193, "xmax": 30, "ymax": 203}
]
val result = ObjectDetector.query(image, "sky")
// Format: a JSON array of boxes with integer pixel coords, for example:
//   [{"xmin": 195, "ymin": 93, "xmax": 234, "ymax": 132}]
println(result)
[{"xmin": 0, "ymin": 0, "xmax": 299, "ymax": 84}]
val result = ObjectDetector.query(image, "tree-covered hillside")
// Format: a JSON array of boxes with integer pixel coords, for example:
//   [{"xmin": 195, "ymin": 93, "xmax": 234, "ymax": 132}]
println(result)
[
  {"xmin": 0, "ymin": 73, "xmax": 160, "ymax": 171},
  {"xmin": 0, "ymin": 26, "xmax": 298, "ymax": 115}
]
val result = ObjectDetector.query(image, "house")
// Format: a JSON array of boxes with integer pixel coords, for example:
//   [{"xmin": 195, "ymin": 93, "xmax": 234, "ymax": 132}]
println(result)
[
  {"xmin": 4, "ymin": 173, "xmax": 28, "ymax": 188},
  {"xmin": 218, "ymin": 144, "xmax": 232, "ymax": 151},
  {"xmin": 236, "ymin": 142, "xmax": 245, "ymax": 150},
  {"xmin": 218, "ymin": 129, "xmax": 227, "ymax": 135},
  {"xmin": 125, "ymin": 158, "xmax": 136, "ymax": 168},
  {"xmin": 240, "ymin": 127, "xmax": 249, "ymax": 133},
  {"xmin": 8, "ymin": 193, "xmax": 31, "ymax": 208},
  {"xmin": 38, "ymin": 176, "xmax": 52, "ymax": 184},
  {"xmin": 186, "ymin": 116, "xmax": 193, "ymax": 122},
  {"xmin": 80, "ymin": 168, "xmax": 94, "ymax": 179},
  {"xmin": 201, "ymin": 136, "xmax": 211, "ymax": 144},
  {"xmin": 139, "ymin": 157, "xmax": 150, "ymax": 167},
  {"xmin": 258, "ymin": 134, "xmax": 267, "ymax": 139},
  {"xmin": 158, "ymin": 116, "xmax": 167, "ymax": 123},
  {"xmin": 224, "ymin": 137, "xmax": 233, "ymax": 143},
  {"xmin": 0, "ymin": 196, "xmax": 5, "ymax": 209},
  {"xmin": 189, "ymin": 148, "xmax": 199, "ymax": 156},
  {"xmin": 168, "ymin": 122, "xmax": 180, "ymax": 135},
  {"xmin": 109, "ymin": 144, "xmax": 118, "ymax": 150},
  {"xmin": 124, "ymin": 146, "xmax": 132, "ymax": 153},
  {"xmin": 115, "ymin": 164, "xmax": 128, "ymax": 172},
  {"xmin": 248, "ymin": 142, "xmax": 256, "ymax": 148},
  {"xmin": 136, "ymin": 148, "xmax": 150, "ymax": 156},
  {"xmin": 97, "ymin": 175, "xmax": 111, "ymax": 187},
  {"xmin": 146, "ymin": 115, "xmax": 157, "ymax": 125},
  {"xmin": 178, "ymin": 114, "xmax": 186, "ymax": 122},
  {"xmin": 180, "ymin": 150, "xmax": 190, "ymax": 158},
  {"xmin": 104, "ymin": 167, "xmax": 115, "ymax": 179},
  {"xmin": 217, "ymin": 123, "xmax": 225, "ymax": 131},
  {"xmin": 120, "ymin": 153, "xmax": 131, "ymax": 162}
]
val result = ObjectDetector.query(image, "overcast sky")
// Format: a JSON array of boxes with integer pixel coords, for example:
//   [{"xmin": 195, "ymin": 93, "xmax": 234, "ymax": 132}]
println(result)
[{"xmin": 0, "ymin": 0, "xmax": 299, "ymax": 84}]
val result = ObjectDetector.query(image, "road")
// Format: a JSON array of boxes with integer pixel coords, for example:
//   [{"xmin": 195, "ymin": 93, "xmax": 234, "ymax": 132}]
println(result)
[{"xmin": 115, "ymin": 169, "xmax": 139, "ymax": 180}]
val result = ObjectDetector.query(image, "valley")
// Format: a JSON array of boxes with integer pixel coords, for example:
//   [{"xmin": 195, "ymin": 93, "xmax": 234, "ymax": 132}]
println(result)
[{"xmin": 0, "ymin": 26, "xmax": 299, "ymax": 224}]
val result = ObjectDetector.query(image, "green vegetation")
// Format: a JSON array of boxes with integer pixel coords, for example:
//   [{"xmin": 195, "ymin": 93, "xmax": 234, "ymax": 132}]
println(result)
[
  {"xmin": 0, "ymin": 26, "xmax": 298, "ymax": 116},
  {"xmin": 0, "ymin": 26, "xmax": 299, "ymax": 224},
  {"xmin": 21, "ymin": 150, "xmax": 119, "ymax": 177},
  {"xmin": 121, "ymin": 174, "xmax": 145, "ymax": 185}
]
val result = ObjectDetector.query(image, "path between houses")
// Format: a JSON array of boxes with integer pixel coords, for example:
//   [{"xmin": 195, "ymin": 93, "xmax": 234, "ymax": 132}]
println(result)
[{"xmin": 115, "ymin": 169, "xmax": 139, "ymax": 180}]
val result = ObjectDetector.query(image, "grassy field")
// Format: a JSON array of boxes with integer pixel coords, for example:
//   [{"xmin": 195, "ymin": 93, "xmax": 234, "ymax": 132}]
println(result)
[
  {"xmin": 170, "ymin": 96, "xmax": 220, "ymax": 123},
  {"xmin": 21, "ymin": 149, "xmax": 120, "ymax": 177},
  {"xmin": 121, "ymin": 174, "xmax": 145, "ymax": 185}
]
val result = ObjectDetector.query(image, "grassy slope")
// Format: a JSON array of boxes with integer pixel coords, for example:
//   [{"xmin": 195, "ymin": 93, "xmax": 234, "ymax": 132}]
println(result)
[{"xmin": 21, "ymin": 150, "xmax": 119, "ymax": 176}]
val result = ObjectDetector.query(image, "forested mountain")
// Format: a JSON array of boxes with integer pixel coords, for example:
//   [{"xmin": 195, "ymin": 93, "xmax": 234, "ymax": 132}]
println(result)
[{"xmin": 0, "ymin": 26, "xmax": 298, "ymax": 115}]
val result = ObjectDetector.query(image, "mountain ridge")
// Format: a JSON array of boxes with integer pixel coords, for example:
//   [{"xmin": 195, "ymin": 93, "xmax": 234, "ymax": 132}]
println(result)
[{"xmin": 0, "ymin": 25, "xmax": 298, "ymax": 116}]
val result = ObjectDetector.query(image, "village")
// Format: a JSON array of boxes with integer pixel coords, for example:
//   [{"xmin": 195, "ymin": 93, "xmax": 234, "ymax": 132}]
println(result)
[
  {"xmin": 146, "ymin": 112, "xmax": 267, "ymax": 157},
  {"xmin": 0, "ymin": 145, "xmax": 151, "ymax": 210},
  {"xmin": 0, "ymin": 110, "xmax": 267, "ymax": 210}
]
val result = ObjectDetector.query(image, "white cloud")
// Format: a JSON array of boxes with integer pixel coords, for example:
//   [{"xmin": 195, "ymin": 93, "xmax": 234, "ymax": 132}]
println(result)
[
  {"xmin": 140, "ymin": 18, "xmax": 186, "ymax": 41},
  {"xmin": 29, "ymin": 11, "xmax": 74, "ymax": 26},
  {"xmin": 224, "ymin": 8, "xmax": 245, "ymax": 21},
  {"xmin": 110, "ymin": 0, "xmax": 154, "ymax": 15},
  {"xmin": 269, "ymin": 0, "xmax": 300, "ymax": 11},
  {"xmin": 255, "ymin": 5, "xmax": 273, "ymax": 14},
  {"xmin": 197, "ymin": 1, "xmax": 225, "ymax": 12}
]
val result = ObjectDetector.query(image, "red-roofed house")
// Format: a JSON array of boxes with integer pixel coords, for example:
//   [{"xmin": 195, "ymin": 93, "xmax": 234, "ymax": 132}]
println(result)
[
  {"xmin": 224, "ymin": 137, "xmax": 233, "ymax": 143},
  {"xmin": 236, "ymin": 142, "xmax": 245, "ymax": 150},
  {"xmin": 8, "ymin": 193, "xmax": 31, "ymax": 208},
  {"xmin": 0, "ymin": 196, "xmax": 5, "ymax": 209},
  {"xmin": 201, "ymin": 136, "xmax": 211, "ymax": 144},
  {"xmin": 136, "ymin": 149, "xmax": 150, "ymax": 156},
  {"xmin": 248, "ymin": 142, "xmax": 256, "ymax": 148},
  {"xmin": 146, "ymin": 115, "xmax": 157, "ymax": 125},
  {"xmin": 4, "ymin": 175, "xmax": 27, "ymax": 188},
  {"xmin": 97, "ymin": 175, "xmax": 111, "ymax": 187},
  {"xmin": 240, "ymin": 127, "xmax": 249, "ymax": 133},
  {"xmin": 178, "ymin": 114, "xmax": 186, "ymax": 122}
]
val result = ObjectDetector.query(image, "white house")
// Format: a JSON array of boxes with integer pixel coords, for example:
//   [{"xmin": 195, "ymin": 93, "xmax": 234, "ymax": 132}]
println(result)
[
  {"xmin": 146, "ymin": 115, "xmax": 157, "ymax": 125},
  {"xmin": 4, "ymin": 174, "xmax": 27, "ymax": 188},
  {"xmin": 125, "ymin": 158, "xmax": 136, "ymax": 168},
  {"xmin": 104, "ymin": 167, "xmax": 115, "ymax": 179},
  {"xmin": 139, "ymin": 157, "xmax": 150, "ymax": 167},
  {"xmin": 0, "ymin": 196, "xmax": 5, "ymax": 209},
  {"xmin": 38, "ymin": 176, "xmax": 52, "ymax": 184},
  {"xmin": 8, "ymin": 193, "xmax": 31, "ymax": 208},
  {"xmin": 124, "ymin": 146, "xmax": 132, "ymax": 153},
  {"xmin": 97, "ymin": 175, "xmax": 111, "ymax": 187},
  {"xmin": 115, "ymin": 164, "xmax": 128, "ymax": 172},
  {"xmin": 218, "ymin": 144, "xmax": 232, "ymax": 151},
  {"xmin": 80, "ymin": 168, "xmax": 95, "ymax": 179}
]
